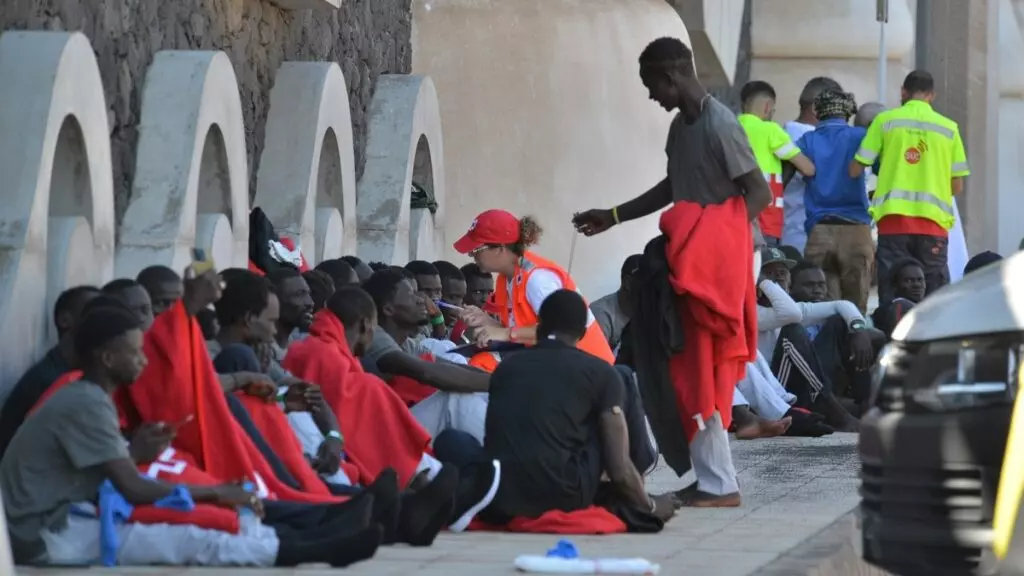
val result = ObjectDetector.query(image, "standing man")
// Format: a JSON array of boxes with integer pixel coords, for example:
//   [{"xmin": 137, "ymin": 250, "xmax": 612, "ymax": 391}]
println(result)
[
  {"xmin": 573, "ymin": 37, "xmax": 773, "ymax": 507},
  {"xmin": 851, "ymin": 70, "xmax": 970, "ymax": 303},
  {"xmin": 797, "ymin": 89, "xmax": 875, "ymax": 312},
  {"xmin": 737, "ymin": 81, "xmax": 816, "ymax": 246},
  {"xmin": 781, "ymin": 77, "xmax": 844, "ymax": 253}
]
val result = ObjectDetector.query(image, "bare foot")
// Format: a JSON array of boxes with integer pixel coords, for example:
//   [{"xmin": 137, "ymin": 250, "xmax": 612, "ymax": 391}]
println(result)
[
  {"xmin": 735, "ymin": 416, "xmax": 792, "ymax": 440},
  {"xmin": 677, "ymin": 491, "xmax": 741, "ymax": 508}
]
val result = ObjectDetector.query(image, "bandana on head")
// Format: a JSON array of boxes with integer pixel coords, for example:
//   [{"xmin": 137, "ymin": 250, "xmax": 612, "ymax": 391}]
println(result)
[{"xmin": 814, "ymin": 88, "xmax": 857, "ymax": 120}]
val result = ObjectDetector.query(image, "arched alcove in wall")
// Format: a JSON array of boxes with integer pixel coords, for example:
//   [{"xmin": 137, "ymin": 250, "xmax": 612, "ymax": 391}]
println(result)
[
  {"xmin": 0, "ymin": 31, "xmax": 115, "ymax": 397},
  {"xmin": 408, "ymin": 134, "xmax": 440, "ymax": 259},
  {"xmin": 357, "ymin": 74, "xmax": 446, "ymax": 264},
  {"xmin": 255, "ymin": 62, "xmax": 357, "ymax": 266},
  {"xmin": 117, "ymin": 50, "xmax": 249, "ymax": 278}
]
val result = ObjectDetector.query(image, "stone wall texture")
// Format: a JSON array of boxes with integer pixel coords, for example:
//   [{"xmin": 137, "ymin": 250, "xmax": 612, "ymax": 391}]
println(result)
[{"xmin": 0, "ymin": 0, "xmax": 413, "ymax": 222}]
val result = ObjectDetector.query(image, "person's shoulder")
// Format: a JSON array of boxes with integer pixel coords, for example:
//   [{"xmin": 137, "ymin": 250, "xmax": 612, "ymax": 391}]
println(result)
[
  {"xmin": 44, "ymin": 379, "xmax": 108, "ymax": 412},
  {"xmin": 708, "ymin": 98, "xmax": 741, "ymax": 125}
]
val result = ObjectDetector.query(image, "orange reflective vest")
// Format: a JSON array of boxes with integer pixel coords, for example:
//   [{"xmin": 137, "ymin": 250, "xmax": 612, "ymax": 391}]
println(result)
[{"xmin": 491, "ymin": 251, "xmax": 615, "ymax": 364}]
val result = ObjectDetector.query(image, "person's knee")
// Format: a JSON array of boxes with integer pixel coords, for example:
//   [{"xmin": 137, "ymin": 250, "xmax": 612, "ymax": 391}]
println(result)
[{"xmin": 433, "ymin": 428, "xmax": 483, "ymax": 467}]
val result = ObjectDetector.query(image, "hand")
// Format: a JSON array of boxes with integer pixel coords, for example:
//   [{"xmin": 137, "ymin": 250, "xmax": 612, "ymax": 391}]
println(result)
[
  {"xmin": 313, "ymin": 436, "xmax": 343, "ymax": 475},
  {"xmin": 461, "ymin": 305, "xmax": 500, "ymax": 329},
  {"xmin": 129, "ymin": 423, "xmax": 175, "ymax": 464},
  {"xmin": 650, "ymin": 493, "xmax": 679, "ymax": 522},
  {"xmin": 475, "ymin": 324, "xmax": 510, "ymax": 347},
  {"xmin": 283, "ymin": 382, "xmax": 322, "ymax": 413},
  {"xmin": 849, "ymin": 330, "xmax": 874, "ymax": 371},
  {"xmin": 237, "ymin": 373, "xmax": 277, "ymax": 400},
  {"xmin": 214, "ymin": 483, "xmax": 265, "ymax": 517},
  {"xmin": 182, "ymin": 266, "xmax": 223, "ymax": 315},
  {"xmin": 422, "ymin": 296, "xmax": 441, "ymax": 318},
  {"xmin": 572, "ymin": 209, "xmax": 616, "ymax": 237}
]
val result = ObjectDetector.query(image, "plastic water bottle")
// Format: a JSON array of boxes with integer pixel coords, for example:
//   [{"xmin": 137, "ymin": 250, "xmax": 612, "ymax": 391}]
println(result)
[{"xmin": 238, "ymin": 481, "xmax": 258, "ymax": 532}]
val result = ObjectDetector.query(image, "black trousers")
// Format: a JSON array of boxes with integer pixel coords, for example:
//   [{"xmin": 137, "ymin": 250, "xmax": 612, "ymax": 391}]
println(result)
[
  {"xmin": 770, "ymin": 323, "xmax": 836, "ymax": 409},
  {"xmin": 876, "ymin": 233, "xmax": 949, "ymax": 304},
  {"xmin": 787, "ymin": 315, "xmax": 874, "ymax": 405}
]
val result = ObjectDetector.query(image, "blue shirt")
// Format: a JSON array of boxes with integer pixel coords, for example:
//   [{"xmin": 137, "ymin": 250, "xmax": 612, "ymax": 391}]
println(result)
[{"xmin": 796, "ymin": 119, "xmax": 872, "ymax": 233}]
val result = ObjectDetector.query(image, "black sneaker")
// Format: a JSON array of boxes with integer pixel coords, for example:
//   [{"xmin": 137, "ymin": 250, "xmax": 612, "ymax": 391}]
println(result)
[{"xmin": 449, "ymin": 459, "xmax": 501, "ymax": 532}]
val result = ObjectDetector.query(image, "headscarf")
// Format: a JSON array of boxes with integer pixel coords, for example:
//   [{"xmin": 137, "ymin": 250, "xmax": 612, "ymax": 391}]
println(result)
[{"xmin": 814, "ymin": 88, "xmax": 857, "ymax": 121}]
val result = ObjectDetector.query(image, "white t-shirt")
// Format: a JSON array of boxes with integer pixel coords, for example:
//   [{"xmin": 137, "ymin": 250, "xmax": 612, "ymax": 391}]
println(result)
[{"xmin": 508, "ymin": 269, "xmax": 596, "ymax": 328}]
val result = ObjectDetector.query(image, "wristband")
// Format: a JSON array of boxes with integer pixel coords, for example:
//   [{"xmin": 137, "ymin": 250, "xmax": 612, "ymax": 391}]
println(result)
[
  {"xmin": 849, "ymin": 320, "xmax": 867, "ymax": 332},
  {"xmin": 508, "ymin": 327, "xmax": 519, "ymax": 343},
  {"xmin": 612, "ymin": 206, "xmax": 621, "ymax": 225},
  {"xmin": 326, "ymin": 430, "xmax": 343, "ymax": 442},
  {"xmin": 430, "ymin": 314, "xmax": 446, "ymax": 326}
]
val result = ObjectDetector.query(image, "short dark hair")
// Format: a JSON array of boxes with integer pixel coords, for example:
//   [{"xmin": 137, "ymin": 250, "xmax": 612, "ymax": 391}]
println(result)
[
  {"xmin": 314, "ymin": 259, "xmax": 356, "ymax": 286},
  {"xmin": 74, "ymin": 304, "xmax": 143, "ymax": 362},
  {"xmin": 266, "ymin": 267, "xmax": 302, "ymax": 295},
  {"xmin": 390, "ymin": 265, "xmax": 415, "ymax": 280},
  {"xmin": 215, "ymin": 270, "xmax": 273, "ymax": 328},
  {"xmin": 888, "ymin": 258, "xmax": 924, "ymax": 288},
  {"xmin": 340, "ymin": 255, "xmax": 366, "ymax": 269},
  {"xmin": 102, "ymin": 278, "xmax": 142, "ymax": 296},
  {"xmin": 798, "ymin": 77, "xmax": 842, "ymax": 111},
  {"xmin": 433, "ymin": 260, "xmax": 465, "ymax": 282},
  {"xmin": 537, "ymin": 289, "xmax": 588, "ymax": 340},
  {"xmin": 639, "ymin": 37, "xmax": 694, "ymax": 76},
  {"xmin": 78, "ymin": 294, "xmax": 130, "ymax": 319},
  {"xmin": 136, "ymin": 265, "xmax": 181, "ymax": 290},
  {"xmin": 902, "ymin": 70, "xmax": 934, "ymax": 95},
  {"xmin": 741, "ymin": 80, "xmax": 776, "ymax": 106},
  {"xmin": 790, "ymin": 261, "xmax": 820, "ymax": 282},
  {"xmin": 405, "ymin": 260, "xmax": 439, "ymax": 277},
  {"xmin": 621, "ymin": 254, "xmax": 643, "ymax": 279},
  {"xmin": 460, "ymin": 263, "xmax": 491, "ymax": 281},
  {"xmin": 362, "ymin": 269, "xmax": 407, "ymax": 317},
  {"xmin": 964, "ymin": 251, "xmax": 1003, "ymax": 275},
  {"xmin": 303, "ymin": 270, "xmax": 335, "ymax": 310},
  {"xmin": 367, "ymin": 261, "xmax": 390, "ymax": 272},
  {"xmin": 53, "ymin": 285, "xmax": 100, "ymax": 331},
  {"xmin": 326, "ymin": 286, "xmax": 377, "ymax": 327}
]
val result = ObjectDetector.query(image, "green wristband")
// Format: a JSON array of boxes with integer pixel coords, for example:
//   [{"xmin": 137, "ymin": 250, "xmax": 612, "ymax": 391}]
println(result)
[{"xmin": 430, "ymin": 315, "xmax": 446, "ymax": 326}]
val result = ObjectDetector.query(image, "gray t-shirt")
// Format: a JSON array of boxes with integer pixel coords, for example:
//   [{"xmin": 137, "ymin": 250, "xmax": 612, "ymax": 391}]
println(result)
[
  {"xmin": 0, "ymin": 379, "xmax": 130, "ymax": 562},
  {"xmin": 363, "ymin": 328, "xmax": 422, "ymax": 374},
  {"xmin": 590, "ymin": 292, "xmax": 628, "ymax": 352},
  {"xmin": 665, "ymin": 96, "xmax": 765, "ymax": 246}
]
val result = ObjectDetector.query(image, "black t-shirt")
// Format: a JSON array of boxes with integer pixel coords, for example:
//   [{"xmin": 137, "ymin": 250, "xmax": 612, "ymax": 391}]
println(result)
[
  {"xmin": 0, "ymin": 346, "xmax": 71, "ymax": 457},
  {"xmin": 484, "ymin": 339, "xmax": 624, "ymax": 518}
]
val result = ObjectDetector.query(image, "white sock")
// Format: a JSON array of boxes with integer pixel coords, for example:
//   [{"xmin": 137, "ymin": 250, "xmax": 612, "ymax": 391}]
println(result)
[{"xmin": 416, "ymin": 453, "xmax": 443, "ymax": 481}]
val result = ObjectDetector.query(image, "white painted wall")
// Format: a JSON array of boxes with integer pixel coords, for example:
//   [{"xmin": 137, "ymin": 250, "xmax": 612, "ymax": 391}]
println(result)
[{"xmin": 411, "ymin": 0, "xmax": 689, "ymax": 299}]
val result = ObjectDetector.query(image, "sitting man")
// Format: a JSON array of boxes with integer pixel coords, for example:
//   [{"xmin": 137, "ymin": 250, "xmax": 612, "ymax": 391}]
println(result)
[
  {"xmin": 433, "ymin": 260, "xmax": 468, "ymax": 333},
  {"xmin": 340, "ymin": 255, "xmax": 374, "ymax": 284},
  {"xmin": 871, "ymin": 258, "xmax": 926, "ymax": 339},
  {"xmin": 0, "ymin": 285, "xmax": 99, "ymax": 457},
  {"xmin": 404, "ymin": 261, "xmax": 448, "ymax": 340},
  {"xmin": 768, "ymin": 260, "xmax": 881, "ymax": 413},
  {"xmin": 136, "ymin": 265, "xmax": 184, "ymax": 317},
  {"xmin": 210, "ymin": 271, "xmax": 349, "ymax": 488},
  {"xmin": 302, "ymin": 270, "xmax": 336, "ymax": 313},
  {"xmin": 362, "ymin": 269, "xmax": 490, "ymax": 442},
  {"xmin": 436, "ymin": 290, "xmax": 676, "ymax": 532},
  {"xmin": 1, "ymin": 304, "xmax": 383, "ymax": 568},
  {"xmin": 590, "ymin": 255, "xmax": 642, "ymax": 353}
]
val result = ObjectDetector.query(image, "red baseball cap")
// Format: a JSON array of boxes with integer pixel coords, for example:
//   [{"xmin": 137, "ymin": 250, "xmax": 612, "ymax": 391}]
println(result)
[{"xmin": 453, "ymin": 209, "xmax": 520, "ymax": 254}]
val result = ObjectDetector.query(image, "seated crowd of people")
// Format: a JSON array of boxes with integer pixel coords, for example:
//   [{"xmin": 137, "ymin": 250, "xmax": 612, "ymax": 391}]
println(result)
[{"xmin": 0, "ymin": 213, "xmax": 677, "ymax": 568}]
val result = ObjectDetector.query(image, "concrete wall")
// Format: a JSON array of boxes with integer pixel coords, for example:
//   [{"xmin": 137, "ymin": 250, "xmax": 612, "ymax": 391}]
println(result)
[
  {"xmin": 411, "ymin": 0, "xmax": 689, "ymax": 298},
  {"xmin": 0, "ymin": 0, "xmax": 413, "ymax": 220}
]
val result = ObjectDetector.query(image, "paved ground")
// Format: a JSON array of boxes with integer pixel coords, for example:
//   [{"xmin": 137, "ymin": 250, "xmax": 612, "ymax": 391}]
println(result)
[{"xmin": 18, "ymin": 433, "xmax": 861, "ymax": 575}]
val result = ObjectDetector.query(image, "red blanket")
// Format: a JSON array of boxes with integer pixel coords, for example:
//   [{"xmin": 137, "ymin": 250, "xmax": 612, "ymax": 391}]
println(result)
[
  {"xmin": 469, "ymin": 507, "xmax": 626, "ymax": 534},
  {"xmin": 127, "ymin": 301, "xmax": 337, "ymax": 504},
  {"xmin": 231, "ymin": 394, "xmax": 349, "ymax": 496},
  {"xmin": 660, "ymin": 197, "xmax": 758, "ymax": 441},
  {"xmin": 284, "ymin": 312, "xmax": 431, "ymax": 487}
]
